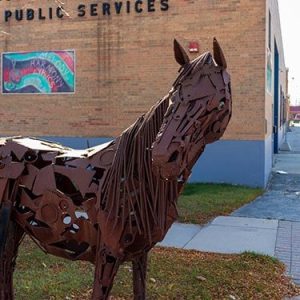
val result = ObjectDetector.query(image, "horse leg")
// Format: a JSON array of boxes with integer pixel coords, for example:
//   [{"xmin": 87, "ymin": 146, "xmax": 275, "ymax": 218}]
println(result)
[
  {"xmin": 0, "ymin": 221, "xmax": 24, "ymax": 300},
  {"xmin": 132, "ymin": 253, "xmax": 148, "ymax": 300},
  {"xmin": 0, "ymin": 179, "xmax": 24, "ymax": 300},
  {"xmin": 92, "ymin": 246, "xmax": 121, "ymax": 300}
]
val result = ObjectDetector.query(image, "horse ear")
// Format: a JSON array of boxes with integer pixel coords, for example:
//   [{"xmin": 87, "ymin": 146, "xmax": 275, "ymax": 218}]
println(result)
[
  {"xmin": 213, "ymin": 38, "xmax": 227, "ymax": 69},
  {"xmin": 174, "ymin": 39, "xmax": 190, "ymax": 66}
]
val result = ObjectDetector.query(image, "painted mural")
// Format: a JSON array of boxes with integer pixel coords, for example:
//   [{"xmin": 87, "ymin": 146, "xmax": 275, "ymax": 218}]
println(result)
[{"xmin": 2, "ymin": 50, "xmax": 75, "ymax": 94}]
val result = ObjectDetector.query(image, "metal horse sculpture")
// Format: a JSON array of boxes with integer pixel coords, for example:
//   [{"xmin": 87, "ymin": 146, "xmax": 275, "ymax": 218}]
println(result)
[{"xmin": 0, "ymin": 38, "xmax": 231, "ymax": 300}]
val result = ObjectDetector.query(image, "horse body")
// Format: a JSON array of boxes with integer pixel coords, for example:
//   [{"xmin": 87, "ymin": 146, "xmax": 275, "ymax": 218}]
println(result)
[
  {"xmin": 0, "ymin": 137, "xmax": 116, "ymax": 263},
  {"xmin": 0, "ymin": 38, "xmax": 232, "ymax": 300}
]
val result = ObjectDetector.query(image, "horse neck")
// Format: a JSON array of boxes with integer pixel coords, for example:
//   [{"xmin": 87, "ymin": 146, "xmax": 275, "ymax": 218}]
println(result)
[{"xmin": 100, "ymin": 93, "xmax": 180, "ymax": 242}]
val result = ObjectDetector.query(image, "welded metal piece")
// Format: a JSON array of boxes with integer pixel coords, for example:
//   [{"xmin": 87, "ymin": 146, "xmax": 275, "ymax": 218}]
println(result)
[{"xmin": 0, "ymin": 38, "xmax": 232, "ymax": 300}]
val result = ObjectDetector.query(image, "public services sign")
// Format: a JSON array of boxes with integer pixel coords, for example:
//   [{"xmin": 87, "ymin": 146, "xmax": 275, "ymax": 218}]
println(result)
[{"xmin": 3, "ymin": 0, "xmax": 170, "ymax": 22}]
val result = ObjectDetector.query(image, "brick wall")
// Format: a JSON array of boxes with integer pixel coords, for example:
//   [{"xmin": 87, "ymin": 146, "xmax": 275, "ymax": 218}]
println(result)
[{"xmin": 0, "ymin": 0, "xmax": 266, "ymax": 140}]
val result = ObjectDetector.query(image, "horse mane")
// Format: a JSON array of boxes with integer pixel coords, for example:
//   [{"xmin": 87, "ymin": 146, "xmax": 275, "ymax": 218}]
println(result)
[{"xmin": 100, "ymin": 94, "xmax": 179, "ymax": 242}]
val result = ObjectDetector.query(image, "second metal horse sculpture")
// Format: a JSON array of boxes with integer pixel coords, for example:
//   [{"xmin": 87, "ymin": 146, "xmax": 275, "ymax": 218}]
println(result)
[{"xmin": 0, "ymin": 38, "xmax": 232, "ymax": 300}]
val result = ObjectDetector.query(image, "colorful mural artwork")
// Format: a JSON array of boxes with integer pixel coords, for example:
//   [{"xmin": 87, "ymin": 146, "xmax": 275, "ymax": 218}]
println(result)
[{"xmin": 2, "ymin": 50, "xmax": 75, "ymax": 94}]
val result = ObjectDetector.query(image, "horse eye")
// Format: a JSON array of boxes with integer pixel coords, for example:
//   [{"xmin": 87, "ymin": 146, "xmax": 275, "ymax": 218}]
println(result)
[{"xmin": 218, "ymin": 101, "xmax": 225, "ymax": 111}]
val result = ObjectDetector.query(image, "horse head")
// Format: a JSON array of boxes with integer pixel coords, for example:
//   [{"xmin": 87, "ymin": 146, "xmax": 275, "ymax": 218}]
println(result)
[{"xmin": 152, "ymin": 38, "xmax": 232, "ymax": 181}]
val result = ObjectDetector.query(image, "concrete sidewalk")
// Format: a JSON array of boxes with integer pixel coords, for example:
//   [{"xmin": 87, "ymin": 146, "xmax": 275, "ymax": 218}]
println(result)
[
  {"xmin": 160, "ymin": 216, "xmax": 278, "ymax": 256},
  {"xmin": 161, "ymin": 126, "xmax": 300, "ymax": 285}
]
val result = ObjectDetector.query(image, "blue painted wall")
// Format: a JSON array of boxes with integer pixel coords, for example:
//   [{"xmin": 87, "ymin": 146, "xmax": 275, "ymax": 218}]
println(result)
[
  {"xmin": 189, "ymin": 139, "xmax": 268, "ymax": 188},
  {"xmin": 41, "ymin": 136, "xmax": 270, "ymax": 188},
  {"xmin": 264, "ymin": 134, "xmax": 273, "ymax": 186}
]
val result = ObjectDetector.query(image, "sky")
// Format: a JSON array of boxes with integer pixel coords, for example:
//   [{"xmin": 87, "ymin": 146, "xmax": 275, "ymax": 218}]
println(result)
[{"xmin": 278, "ymin": 0, "xmax": 300, "ymax": 105}]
